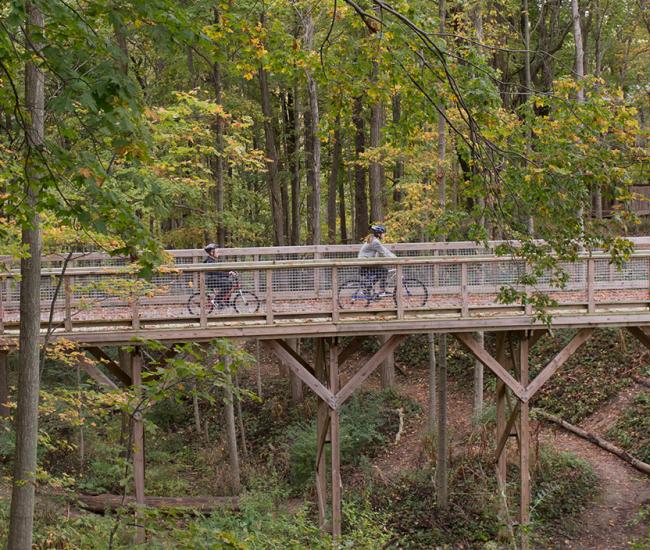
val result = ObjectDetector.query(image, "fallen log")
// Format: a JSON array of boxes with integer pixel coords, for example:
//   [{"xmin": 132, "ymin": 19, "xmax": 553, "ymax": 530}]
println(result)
[
  {"xmin": 71, "ymin": 494, "xmax": 239, "ymax": 514},
  {"xmin": 534, "ymin": 409, "xmax": 650, "ymax": 476}
]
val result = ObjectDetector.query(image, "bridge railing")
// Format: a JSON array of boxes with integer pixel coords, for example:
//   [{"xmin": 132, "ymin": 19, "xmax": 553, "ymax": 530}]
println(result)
[
  {"xmin": 5, "ymin": 236, "xmax": 650, "ymax": 271},
  {"xmin": 1, "ymin": 251, "xmax": 649, "ymax": 334}
]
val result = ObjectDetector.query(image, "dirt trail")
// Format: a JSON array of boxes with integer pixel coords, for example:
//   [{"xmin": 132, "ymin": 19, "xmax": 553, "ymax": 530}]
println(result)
[
  {"xmin": 542, "ymin": 382, "xmax": 650, "ymax": 550},
  {"xmin": 364, "ymin": 368, "xmax": 650, "ymax": 549}
]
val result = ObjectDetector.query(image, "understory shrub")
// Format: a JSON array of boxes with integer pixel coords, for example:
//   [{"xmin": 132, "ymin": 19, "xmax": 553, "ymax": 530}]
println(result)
[
  {"xmin": 286, "ymin": 389, "xmax": 421, "ymax": 489},
  {"xmin": 366, "ymin": 444, "xmax": 598, "ymax": 548}
]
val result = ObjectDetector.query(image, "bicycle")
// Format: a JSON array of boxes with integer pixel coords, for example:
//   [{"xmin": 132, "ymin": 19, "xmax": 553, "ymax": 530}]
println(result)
[
  {"xmin": 338, "ymin": 268, "xmax": 428, "ymax": 310},
  {"xmin": 187, "ymin": 272, "xmax": 260, "ymax": 315}
]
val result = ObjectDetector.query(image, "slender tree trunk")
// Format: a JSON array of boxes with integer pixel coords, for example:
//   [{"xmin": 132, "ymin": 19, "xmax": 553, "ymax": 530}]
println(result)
[
  {"xmin": 327, "ymin": 119, "xmax": 341, "ymax": 244},
  {"xmin": 353, "ymin": 97, "xmax": 368, "ymax": 241},
  {"xmin": 223, "ymin": 358, "xmax": 240, "ymax": 494},
  {"xmin": 571, "ymin": 0, "xmax": 585, "ymax": 102},
  {"xmin": 258, "ymin": 16, "xmax": 285, "ymax": 246},
  {"xmin": 369, "ymin": 79, "xmax": 383, "ymax": 223},
  {"xmin": 212, "ymin": 11, "xmax": 226, "ymax": 247},
  {"xmin": 0, "ymin": 351, "xmax": 9, "ymax": 417},
  {"xmin": 284, "ymin": 90, "xmax": 301, "ymax": 245},
  {"xmin": 8, "ymin": 5, "xmax": 44, "ymax": 548},
  {"xmin": 338, "ymin": 144, "xmax": 348, "ymax": 243},
  {"xmin": 304, "ymin": 13, "xmax": 321, "ymax": 245},
  {"xmin": 435, "ymin": 0, "xmax": 449, "ymax": 511},
  {"xmin": 392, "ymin": 94, "xmax": 403, "ymax": 203}
]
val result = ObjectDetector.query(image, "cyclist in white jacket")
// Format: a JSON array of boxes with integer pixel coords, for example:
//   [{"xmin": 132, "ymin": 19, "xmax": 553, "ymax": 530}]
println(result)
[{"xmin": 358, "ymin": 224, "xmax": 395, "ymax": 295}]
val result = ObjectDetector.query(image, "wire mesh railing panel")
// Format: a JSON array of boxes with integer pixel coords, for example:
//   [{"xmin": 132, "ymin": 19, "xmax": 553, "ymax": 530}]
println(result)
[{"xmin": 268, "ymin": 267, "xmax": 326, "ymax": 315}]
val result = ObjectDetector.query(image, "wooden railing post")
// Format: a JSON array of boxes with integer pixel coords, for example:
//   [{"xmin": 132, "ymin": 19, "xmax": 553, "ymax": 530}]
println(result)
[
  {"xmin": 461, "ymin": 263, "xmax": 469, "ymax": 317},
  {"xmin": 64, "ymin": 275, "xmax": 73, "ymax": 332},
  {"xmin": 199, "ymin": 271, "xmax": 207, "ymax": 328},
  {"xmin": 131, "ymin": 278, "xmax": 140, "ymax": 331},
  {"xmin": 253, "ymin": 255, "xmax": 260, "ymax": 295},
  {"xmin": 395, "ymin": 264, "xmax": 404, "ymax": 319},
  {"xmin": 265, "ymin": 269, "xmax": 274, "ymax": 324},
  {"xmin": 587, "ymin": 258, "xmax": 595, "ymax": 313},
  {"xmin": 331, "ymin": 266, "xmax": 339, "ymax": 322},
  {"xmin": 0, "ymin": 277, "xmax": 5, "ymax": 335}
]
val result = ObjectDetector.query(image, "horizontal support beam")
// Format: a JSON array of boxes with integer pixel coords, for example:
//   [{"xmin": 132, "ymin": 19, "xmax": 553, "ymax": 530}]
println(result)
[
  {"xmin": 3, "ymin": 316, "xmax": 650, "ymax": 349},
  {"xmin": 453, "ymin": 332, "xmax": 526, "ymax": 400}
]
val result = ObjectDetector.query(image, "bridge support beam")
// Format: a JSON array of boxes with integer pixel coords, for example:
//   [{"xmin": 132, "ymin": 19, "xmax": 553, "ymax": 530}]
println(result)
[{"xmin": 263, "ymin": 335, "xmax": 405, "ymax": 536}]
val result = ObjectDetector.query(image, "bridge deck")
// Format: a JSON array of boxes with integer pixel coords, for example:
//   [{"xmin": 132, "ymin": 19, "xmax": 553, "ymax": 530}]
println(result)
[{"xmin": 1, "ymin": 242, "xmax": 650, "ymax": 346}]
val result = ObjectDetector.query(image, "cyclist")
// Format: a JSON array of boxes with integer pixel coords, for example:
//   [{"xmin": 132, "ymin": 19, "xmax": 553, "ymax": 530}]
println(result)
[
  {"xmin": 203, "ymin": 243, "xmax": 236, "ymax": 304},
  {"xmin": 358, "ymin": 224, "xmax": 396, "ymax": 296}
]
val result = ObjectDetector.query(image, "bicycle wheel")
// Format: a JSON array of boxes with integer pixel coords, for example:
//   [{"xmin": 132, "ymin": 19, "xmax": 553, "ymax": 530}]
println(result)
[
  {"xmin": 233, "ymin": 290, "xmax": 261, "ymax": 314},
  {"xmin": 338, "ymin": 281, "xmax": 371, "ymax": 309},
  {"xmin": 187, "ymin": 292, "xmax": 215, "ymax": 316},
  {"xmin": 394, "ymin": 278, "xmax": 428, "ymax": 308}
]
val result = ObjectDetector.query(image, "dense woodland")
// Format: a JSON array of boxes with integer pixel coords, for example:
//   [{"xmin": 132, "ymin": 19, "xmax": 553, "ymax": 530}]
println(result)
[{"xmin": 0, "ymin": 0, "xmax": 649, "ymax": 548}]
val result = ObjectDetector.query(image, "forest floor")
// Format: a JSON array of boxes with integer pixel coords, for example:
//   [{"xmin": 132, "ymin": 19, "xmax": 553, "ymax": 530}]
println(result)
[{"xmin": 359, "ymin": 366, "xmax": 650, "ymax": 550}]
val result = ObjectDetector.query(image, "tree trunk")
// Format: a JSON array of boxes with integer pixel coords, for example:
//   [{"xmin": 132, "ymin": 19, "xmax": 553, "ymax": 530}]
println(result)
[
  {"xmin": 284, "ymin": 90, "xmax": 301, "ymax": 245},
  {"xmin": 0, "ymin": 351, "xmax": 9, "ymax": 417},
  {"xmin": 327, "ymin": 119, "xmax": 342, "ymax": 244},
  {"xmin": 353, "ymin": 97, "xmax": 368, "ymax": 241},
  {"xmin": 211, "ymin": 10, "xmax": 226, "ymax": 247},
  {"xmin": 392, "ymin": 94, "xmax": 403, "ymax": 203},
  {"xmin": 304, "ymin": 13, "xmax": 321, "ymax": 245},
  {"xmin": 338, "ymin": 147, "xmax": 348, "ymax": 243},
  {"xmin": 223, "ymin": 358, "xmax": 240, "ymax": 494},
  {"xmin": 8, "ymin": 3, "xmax": 44, "ymax": 548},
  {"xmin": 258, "ymin": 17, "xmax": 285, "ymax": 246},
  {"xmin": 571, "ymin": 0, "xmax": 585, "ymax": 102},
  {"xmin": 369, "ymin": 77, "xmax": 383, "ymax": 223}
]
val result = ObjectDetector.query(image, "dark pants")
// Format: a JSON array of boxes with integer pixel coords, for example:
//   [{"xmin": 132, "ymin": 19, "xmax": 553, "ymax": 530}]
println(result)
[
  {"xmin": 207, "ymin": 274, "xmax": 233, "ymax": 301},
  {"xmin": 360, "ymin": 266, "xmax": 389, "ymax": 292}
]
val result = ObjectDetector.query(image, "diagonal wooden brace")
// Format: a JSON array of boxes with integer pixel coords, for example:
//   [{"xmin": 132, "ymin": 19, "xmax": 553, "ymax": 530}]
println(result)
[
  {"xmin": 79, "ymin": 358, "xmax": 119, "ymax": 390},
  {"xmin": 337, "ymin": 336, "xmax": 367, "ymax": 367},
  {"xmin": 86, "ymin": 347, "xmax": 131, "ymax": 386},
  {"xmin": 335, "ymin": 334, "xmax": 406, "ymax": 408},
  {"xmin": 263, "ymin": 340, "xmax": 336, "ymax": 409},
  {"xmin": 626, "ymin": 326, "xmax": 650, "ymax": 351},
  {"xmin": 525, "ymin": 328, "xmax": 594, "ymax": 400},
  {"xmin": 274, "ymin": 339, "xmax": 316, "ymax": 376},
  {"xmin": 495, "ymin": 401, "xmax": 520, "ymax": 461},
  {"xmin": 454, "ymin": 332, "xmax": 526, "ymax": 401}
]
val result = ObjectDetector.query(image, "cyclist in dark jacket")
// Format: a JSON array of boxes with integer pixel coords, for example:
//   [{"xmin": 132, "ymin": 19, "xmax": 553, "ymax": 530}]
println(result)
[
  {"xmin": 203, "ymin": 243, "xmax": 236, "ymax": 303},
  {"xmin": 358, "ymin": 224, "xmax": 395, "ymax": 295}
]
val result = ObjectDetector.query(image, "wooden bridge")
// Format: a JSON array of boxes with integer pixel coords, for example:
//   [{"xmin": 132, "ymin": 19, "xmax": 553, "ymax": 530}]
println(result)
[{"xmin": 3, "ymin": 239, "xmax": 650, "ymax": 548}]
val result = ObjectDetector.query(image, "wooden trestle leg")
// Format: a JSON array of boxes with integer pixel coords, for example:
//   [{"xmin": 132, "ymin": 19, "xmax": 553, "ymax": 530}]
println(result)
[
  {"xmin": 495, "ymin": 332, "xmax": 507, "ymax": 493},
  {"xmin": 129, "ymin": 349, "xmax": 146, "ymax": 545},
  {"xmin": 314, "ymin": 339, "xmax": 329, "ymax": 529},
  {"xmin": 329, "ymin": 339, "xmax": 341, "ymax": 539},
  {"xmin": 519, "ymin": 333, "xmax": 530, "ymax": 550}
]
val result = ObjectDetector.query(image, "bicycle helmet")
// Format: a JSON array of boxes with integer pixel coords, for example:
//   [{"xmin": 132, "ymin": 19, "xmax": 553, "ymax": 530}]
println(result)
[
  {"xmin": 369, "ymin": 224, "xmax": 386, "ymax": 237},
  {"xmin": 204, "ymin": 243, "xmax": 218, "ymax": 253}
]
